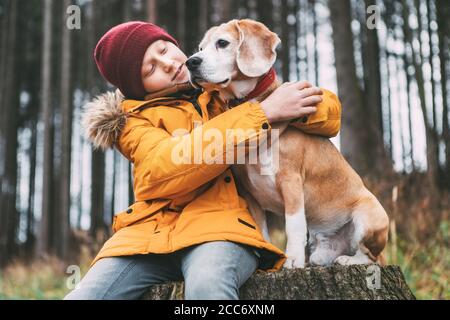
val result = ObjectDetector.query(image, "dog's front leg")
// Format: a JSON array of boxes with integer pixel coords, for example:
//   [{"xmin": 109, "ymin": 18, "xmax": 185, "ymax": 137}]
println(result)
[{"xmin": 279, "ymin": 173, "xmax": 307, "ymax": 268}]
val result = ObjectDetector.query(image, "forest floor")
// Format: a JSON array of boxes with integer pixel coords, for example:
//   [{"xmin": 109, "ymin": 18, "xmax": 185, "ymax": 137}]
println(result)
[{"xmin": 0, "ymin": 174, "xmax": 449, "ymax": 300}]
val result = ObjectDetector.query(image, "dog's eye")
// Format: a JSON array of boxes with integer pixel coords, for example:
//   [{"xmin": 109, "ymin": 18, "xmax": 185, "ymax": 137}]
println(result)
[{"xmin": 216, "ymin": 39, "xmax": 230, "ymax": 49}]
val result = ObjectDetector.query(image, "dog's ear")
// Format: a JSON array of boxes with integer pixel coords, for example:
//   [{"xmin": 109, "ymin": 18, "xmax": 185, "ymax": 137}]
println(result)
[
  {"xmin": 235, "ymin": 19, "xmax": 281, "ymax": 78},
  {"xmin": 199, "ymin": 26, "xmax": 219, "ymax": 51}
]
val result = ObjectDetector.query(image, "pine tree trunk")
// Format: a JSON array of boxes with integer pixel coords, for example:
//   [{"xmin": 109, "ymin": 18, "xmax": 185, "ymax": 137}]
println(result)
[
  {"xmin": 88, "ymin": 0, "xmax": 107, "ymax": 243},
  {"xmin": 110, "ymin": 151, "xmax": 117, "ymax": 225},
  {"xmin": 147, "ymin": 0, "xmax": 157, "ymax": 23},
  {"xmin": 436, "ymin": 0, "xmax": 450, "ymax": 187},
  {"xmin": 176, "ymin": 0, "xmax": 186, "ymax": 51},
  {"xmin": 38, "ymin": 0, "xmax": 55, "ymax": 256},
  {"xmin": 256, "ymin": 0, "xmax": 274, "ymax": 31},
  {"xmin": 26, "ymin": 119, "xmax": 37, "ymax": 256},
  {"xmin": 362, "ymin": 0, "xmax": 393, "ymax": 174},
  {"xmin": 59, "ymin": 0, "xmax": 73, "ymax": 260},
  {"xmin": 309, "ymin": 0, "xmax": 319, "ymax": 84},
  {"xmin": 404, "ymin": 53, "xmax": 416, "ymax": 170},
  {"xmin": 217, "ymin": 0, "xmax": 233, "ymax": 23},
  {"xmin": 90, "ymin": 149, "xmax": 106, "ymax": 242},
  {"xmin": 184, "ymin": 0, "xmax": 201, "ymax": 56},
  {"xmin": 402, "ymin": 0, "xmax": 440, "ymax": 186},
  {"xmin": 199, "ymin": 0, "xmax": 209, "ymax": 33},
  {"xmin": 426, "ymin": 0, "xmax": 438, "ymax": 134},
  {"xmin": 381, "ymin": 4, "xmax": 394, "ymax": 160},
  {"xmin": 280, "ymin": 0, "xmax": 290, "ymax": 82},
  {"xmin": 0, "ymin": 0, "xmax": 19, "ymax": 267},
  {"xmin": 328, "ymin": 0, "xmax": 371, "ymax": 175}
]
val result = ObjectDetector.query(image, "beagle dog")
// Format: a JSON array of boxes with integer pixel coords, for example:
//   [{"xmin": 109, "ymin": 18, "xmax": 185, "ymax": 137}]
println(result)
[{"xmin": 186, "ymin": 19, "xmax": 389, "ymax": 268}]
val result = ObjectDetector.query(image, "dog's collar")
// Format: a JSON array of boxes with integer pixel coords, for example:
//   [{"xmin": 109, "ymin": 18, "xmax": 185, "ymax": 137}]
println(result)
[
  {"xmin": 246, "ymin": 67, "xmax": 276, "ymax": 100},
  {"xmin": 228, "ymin": 68, "xmax": 276, "ymax": 108}
]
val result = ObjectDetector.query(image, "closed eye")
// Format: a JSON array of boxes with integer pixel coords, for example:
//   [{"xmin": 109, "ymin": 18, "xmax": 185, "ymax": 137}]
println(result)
[{"xmin": 146, "ymin": 65, "xmax": 156, "ymax": 77}]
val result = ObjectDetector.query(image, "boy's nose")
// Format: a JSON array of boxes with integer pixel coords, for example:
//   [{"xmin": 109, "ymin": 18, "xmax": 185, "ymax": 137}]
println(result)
[
  {"xmin": 186, "ymin": 57, "xmax": 203, "ymax": 71},
  {"xmin": 160, "ymin": 57, "xmax": 174, "ymax": 72}
]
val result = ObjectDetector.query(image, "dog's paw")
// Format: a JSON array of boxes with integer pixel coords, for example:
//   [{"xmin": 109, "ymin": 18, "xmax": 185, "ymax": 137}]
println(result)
[
  {"xmin": 283, "ymin": 255, "xmax": 305, "ymax": 269},
  {"xmin": 334, "ymin": 255, "xmax": 352, "ymax": 265},
  {"xmin": 334, "ymin": 254, "xmax": 372, "ymax": 266},
  {"xmin": 309, "ymin": 251, "xmax": 334, "ymax": 266}
]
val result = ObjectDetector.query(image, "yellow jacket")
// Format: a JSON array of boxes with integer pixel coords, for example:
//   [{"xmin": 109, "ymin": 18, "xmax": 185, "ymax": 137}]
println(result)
[{"xmin": 82, "ymin": 87, "xmax": 342, "ymax": 271}]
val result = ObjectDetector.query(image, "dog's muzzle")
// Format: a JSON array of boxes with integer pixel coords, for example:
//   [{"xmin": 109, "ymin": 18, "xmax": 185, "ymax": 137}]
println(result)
[
  {"xmin": 186, "ymin": 57, "xmax": 203, "ymax": 72},
  {"xmin": 186, "ymin": 57, "xmax": 204, "ymax": 87}
]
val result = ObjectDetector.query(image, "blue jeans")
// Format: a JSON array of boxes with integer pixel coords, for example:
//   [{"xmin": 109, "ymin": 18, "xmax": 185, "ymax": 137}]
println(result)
[{"xmin": 64, "ymin": 241, "xmax": 259, "ymax": 300}]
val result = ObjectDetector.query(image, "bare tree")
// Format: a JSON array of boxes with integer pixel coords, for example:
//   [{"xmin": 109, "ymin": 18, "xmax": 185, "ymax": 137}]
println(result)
[
  {"xmin": 38, "ymin": 0, "xmax": 55, "ymax": 256},
  {"xmin": 177, "ymin": 0, "xmax": 186, "ymax": 51},
  {"xmin": 257, "ymin": 0, "xmax": 274, "ymax": 30},
  {"xmin": 58, "ymin": 0, "xmax": 73, "ymax": 259},
  {"xmin": 309, "ymin": 0, "xmax": 319, "ymax": 84},
  {"xmin": 88, "ymin": 0, "xmax": 108, "ymax": 242},
  {"xmin": 147, "ymin": 0, "xmax": 157, "ymax": 23},
  {"xmin": 329, "ymin": 0, "xmax": 386, "ymax": 175},
  {"xmin": 199, "ymin": 0, "xmax": 209, "ymax": 33},
  {"xmin": 436, "ymin": 0, "xmax": 450, "ymax": 186},
  {"xmin": 328, "ymin": 0, "xmax": 393, "ymax": 175},
  {"xmin": 426, "ymin": 0, "xmax": 438, "ymax": 133},
  {"xmin": 218, "ymin": 0, "xmax": 234, "ymax": 23},
  {"xmin": 402, "ymin": 0, "xmax": 440, "ymax": 186},
  {"xmin": 403, "ymin": 46, "xmax": 416, "ymax": 170},
  {"xmin": 281, "ymin": 0, "xmax": 290, "ymax": 81},
  {"xmin": 0, "ymin": 0, "xmax": 18, "ymax": 267}
]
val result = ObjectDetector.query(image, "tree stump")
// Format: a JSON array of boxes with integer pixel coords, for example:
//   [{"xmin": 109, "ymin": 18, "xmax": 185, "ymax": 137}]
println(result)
[{"xmin": 141, "ymin": 265, "xmax": 415, "ymax": 300}]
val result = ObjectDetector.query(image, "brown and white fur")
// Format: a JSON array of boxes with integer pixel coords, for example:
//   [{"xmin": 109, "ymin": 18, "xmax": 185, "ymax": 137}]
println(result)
[{"xmin": 187, "ymin": 19, "xmax": 389, "ymax": 268}]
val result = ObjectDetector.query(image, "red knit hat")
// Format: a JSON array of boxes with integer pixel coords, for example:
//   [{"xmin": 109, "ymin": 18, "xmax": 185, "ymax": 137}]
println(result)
[{"xmin": 94, "ymin": 21, "xmax": 178, "ymax": 99}]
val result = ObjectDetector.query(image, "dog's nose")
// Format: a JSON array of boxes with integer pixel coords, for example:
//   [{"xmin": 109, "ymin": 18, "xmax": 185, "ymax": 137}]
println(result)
[{"xmin": 186, "ymin": 57, "xmax": 203, "ymax": 71}]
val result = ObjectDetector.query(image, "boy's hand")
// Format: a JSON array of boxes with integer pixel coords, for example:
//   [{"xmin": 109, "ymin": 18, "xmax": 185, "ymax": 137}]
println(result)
[{"xmin": 260, "ymin": 81, "xmax": 323, "ymax": 124}]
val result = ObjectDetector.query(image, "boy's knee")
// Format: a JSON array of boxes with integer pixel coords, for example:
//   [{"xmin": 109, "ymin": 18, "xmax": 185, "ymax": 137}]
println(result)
[
  {"xmin": 184, "ymin": 268, "xmax": 239, "ymax": 300},
  {"xmin": 64, "ymin": 286, "xmax": 101, "ymax": 300}
]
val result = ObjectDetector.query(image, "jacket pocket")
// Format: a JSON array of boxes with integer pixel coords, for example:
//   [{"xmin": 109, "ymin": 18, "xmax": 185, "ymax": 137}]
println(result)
[{"xmin": 112, "ymin": 200, "xmax": 169, "ymax": 233}]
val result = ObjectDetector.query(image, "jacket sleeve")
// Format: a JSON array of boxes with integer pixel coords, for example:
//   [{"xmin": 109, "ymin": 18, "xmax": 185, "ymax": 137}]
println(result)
[
  {"xmin": 289, "ymin": 88, "xmax": 342, "ymax": 138},
  {"xmin": 118, "ymin": 101, "xmax": 270, "ymax": 200}
]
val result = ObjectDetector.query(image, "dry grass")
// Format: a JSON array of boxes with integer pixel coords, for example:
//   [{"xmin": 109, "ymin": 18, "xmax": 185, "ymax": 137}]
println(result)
[
  {"xmin": 363, "ymin": 173, "xmax": 449, "ymax": 299},
  {"xmin": 385, "ymin": 221, "xmax": 449, "ymax": 299},
  {"xmin": 0, "ymin": 247, "xmax": 93, "ymax": 300}
]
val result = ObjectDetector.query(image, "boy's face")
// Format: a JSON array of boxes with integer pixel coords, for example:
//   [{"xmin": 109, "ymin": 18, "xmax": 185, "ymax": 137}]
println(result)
[{"xmin": 141, "ymin": 40, "xmax": 190, "ymax": 93}]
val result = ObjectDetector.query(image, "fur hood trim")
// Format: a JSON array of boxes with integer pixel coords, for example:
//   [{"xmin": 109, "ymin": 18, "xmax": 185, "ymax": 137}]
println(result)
[{"xmin": 81, "ymin": 90, "xmax": 126, "ymax": 151}]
